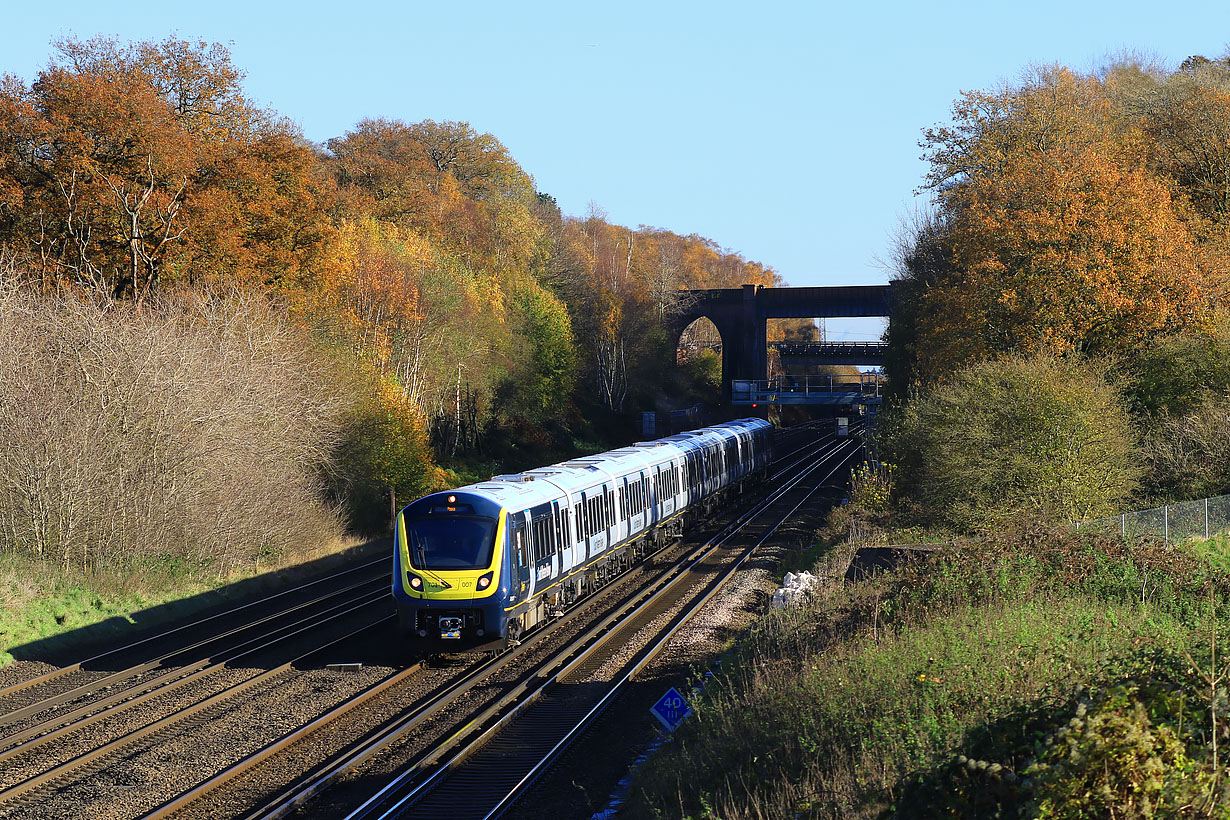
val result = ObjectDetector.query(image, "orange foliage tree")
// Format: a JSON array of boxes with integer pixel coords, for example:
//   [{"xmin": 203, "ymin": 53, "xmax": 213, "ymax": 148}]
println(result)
[
  {"xmin": 0, "ymin": 35, "xmax": 333, "ymax": 301},
  {"xmin": 897, "ymin": 67, "xmax": 1213, "ymax": 385}
]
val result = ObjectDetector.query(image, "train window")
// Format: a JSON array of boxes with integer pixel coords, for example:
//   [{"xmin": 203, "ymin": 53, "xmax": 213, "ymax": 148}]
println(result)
[{"xmin": 618, "ymin": 485, "xmax": 625, "ymax": 519}]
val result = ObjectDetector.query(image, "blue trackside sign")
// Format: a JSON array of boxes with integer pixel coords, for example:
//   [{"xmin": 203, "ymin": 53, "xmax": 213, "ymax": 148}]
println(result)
[{"xmin": 650, "ymin": 687, "xmax": 692, "ymax": 732}]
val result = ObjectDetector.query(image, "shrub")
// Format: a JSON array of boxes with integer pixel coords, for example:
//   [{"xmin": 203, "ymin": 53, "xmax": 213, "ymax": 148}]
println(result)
[
  {"xmin": 1143, "ymin": 392, "xmax": 1230, "ymax": 501},
  {"xmin": 331, "ymin": 375, "xmax": 446, "ymax": 533},
  {"xmin": 0, "ymin": 285, "xmax": 349, "ymax": 578},
  {"xmin": 885, "ymin": 353, "xmax": 1141, "ymax": 531},
  {"xmin": 1117, "ymin": 323, "xmax": 1230, "ymax": 418}
]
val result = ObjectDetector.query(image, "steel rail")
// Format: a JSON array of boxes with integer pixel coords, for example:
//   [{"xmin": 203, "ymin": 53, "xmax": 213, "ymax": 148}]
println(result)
[
  {"xmin": 0, "ymin": 556, "xmax": 389, "ymax": 704},
  {"xmin": 0, "ymin": 584, "xmax": 390, "ymax": 766},
  {"xmin": 0, "ymin": 567, "xmax": 388, "ymax": 728},
  {"xmin": 0, "ymin": 593, "xmax": 393, "ymax": 806}
]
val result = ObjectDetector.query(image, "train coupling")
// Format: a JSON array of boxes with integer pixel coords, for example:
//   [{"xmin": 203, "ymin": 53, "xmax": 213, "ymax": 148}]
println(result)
[{"xmin": 439, "ymin": 616, "xmax": 464, "ymax": 640}]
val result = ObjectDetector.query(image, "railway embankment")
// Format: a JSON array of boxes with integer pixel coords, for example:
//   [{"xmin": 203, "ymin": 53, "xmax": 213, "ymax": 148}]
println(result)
[
  {"xmin": 0, "ymin": 537, "xmax": 385, "ymax": 676},
  {"xmin": 622, "ymin": 527, "xmax": 1230, "ymax": 819}
]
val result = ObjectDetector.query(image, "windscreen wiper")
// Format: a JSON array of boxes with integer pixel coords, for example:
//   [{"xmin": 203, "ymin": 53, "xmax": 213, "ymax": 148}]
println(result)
[{"xmin": 413, "ymin": 542, "xmax": 452, "ymax": 589}]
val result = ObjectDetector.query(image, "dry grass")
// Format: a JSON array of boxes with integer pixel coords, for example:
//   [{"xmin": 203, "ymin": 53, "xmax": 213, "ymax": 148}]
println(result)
[{"xmin": 0, "ymin": 267, "xmax": 352, "ymax": 580}]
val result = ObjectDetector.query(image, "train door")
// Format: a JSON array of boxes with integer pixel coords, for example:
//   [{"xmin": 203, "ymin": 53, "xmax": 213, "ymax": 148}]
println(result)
[
  {"xmin": 509, "ymin": 512, "xmax": 532, "ymax": 603},
  {"xmin": 594, "ymin": 484, "xmax": 610, "ymax": 556},
  {"xmin": 552, "ymin": 501, "xmax": 568, "ymax": 573},
  {"xmin": 575, "ymin": 493, "xmax": 589, "ymax": 563},
  {"xmin": 527, "ymin": 503, "xmax": 556, "ymax": 585},
  {"xmin": 661, "ymin": 461, "xmax": 676, "ymax": 517},
  {"xmin": 648, "ymin": 468, "xmax": 658, "ymax": 525},
  {"xmin": 628, "ymin": 472, "xmax": 645, "ymax": 534}
]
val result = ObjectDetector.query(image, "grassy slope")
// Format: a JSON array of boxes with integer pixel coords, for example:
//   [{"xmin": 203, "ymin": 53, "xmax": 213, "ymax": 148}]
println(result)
[
  {"xmin": 626, "ymin": 530, "xmax": 1230, "ymax": 819},
  {"xmin": 0, "ymin": 536, "xmax": 363, "ymax": 666}
]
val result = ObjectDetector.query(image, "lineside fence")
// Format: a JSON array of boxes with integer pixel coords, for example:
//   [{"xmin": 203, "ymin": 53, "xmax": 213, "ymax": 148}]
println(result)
[{"xmin": 1079, "ymin": 494, "xmax": 1230, "ymax": 543}]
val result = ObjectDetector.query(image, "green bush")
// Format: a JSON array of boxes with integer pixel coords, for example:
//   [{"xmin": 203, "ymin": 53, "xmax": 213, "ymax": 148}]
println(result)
[
  {"xmin": 885, "ymin": 353, "xmax": 1141, "ymax": 531},
  {"xmin": 1117, "ymin": 324, "xmax": 1230, "ymax": 418}
]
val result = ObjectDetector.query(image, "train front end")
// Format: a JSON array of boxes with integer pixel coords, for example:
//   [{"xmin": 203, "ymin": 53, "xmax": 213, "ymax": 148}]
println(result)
[{"xmin": 393, "ymin": 490, "xmax": 510, "ymax": 651}]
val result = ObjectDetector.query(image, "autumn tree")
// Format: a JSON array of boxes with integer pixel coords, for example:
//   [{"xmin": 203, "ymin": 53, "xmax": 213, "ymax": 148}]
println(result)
[
  {"xmin": 327, "ymin": 118, "xmax": 540, "ymax": 279},
  {"xmin": 895, "ymin": 66, "xmax": 1210, "ymax": 385},
  {"xmin": 1122, "ymin": 56, "xmax": 1230, "ymax": 222},
  {"xmin": 0, "ymin": 35, "xmax": 332, "ymax": 301}
]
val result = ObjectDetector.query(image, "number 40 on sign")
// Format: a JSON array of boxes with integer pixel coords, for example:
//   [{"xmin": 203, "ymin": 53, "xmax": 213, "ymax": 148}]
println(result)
[{"xmin": 650, "ymin": 687, "xmax": 693, "ymax": 732}]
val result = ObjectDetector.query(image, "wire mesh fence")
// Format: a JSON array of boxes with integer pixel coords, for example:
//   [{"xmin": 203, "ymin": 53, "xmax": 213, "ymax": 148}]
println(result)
[{"xmin": 1079, "ymin": 495, "xmax": 1230, "ymax": 543}]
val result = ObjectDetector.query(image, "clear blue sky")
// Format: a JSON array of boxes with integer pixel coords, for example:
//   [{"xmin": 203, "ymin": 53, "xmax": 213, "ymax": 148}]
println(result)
[{"xmin": 4, "ymin": 1, "xmax": 1228, "ymax": 339}]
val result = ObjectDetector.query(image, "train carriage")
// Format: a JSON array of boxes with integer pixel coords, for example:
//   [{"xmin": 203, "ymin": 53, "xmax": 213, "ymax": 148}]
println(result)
[{"xmin": 393, "ymin": 418, "xmax": 773, "ymax": 651}]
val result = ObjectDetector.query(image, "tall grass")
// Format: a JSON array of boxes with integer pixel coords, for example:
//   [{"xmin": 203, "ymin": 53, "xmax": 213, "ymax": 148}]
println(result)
[{"xmin": 625, "ymin": 529, "xmax": 1230, "ymax": 819}]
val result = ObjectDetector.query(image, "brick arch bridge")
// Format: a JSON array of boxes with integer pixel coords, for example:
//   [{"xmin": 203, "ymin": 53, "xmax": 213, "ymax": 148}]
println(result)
[{"xmin": 670, "ymin": 283, "xmax": 895, "ymax": 403}]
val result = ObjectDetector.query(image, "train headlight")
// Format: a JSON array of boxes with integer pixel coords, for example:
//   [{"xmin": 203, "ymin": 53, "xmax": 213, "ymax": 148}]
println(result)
[
  {"xmin": 477, "ymin": 571, "xmax": 493, "ymax": 589},
  {"xmin": 408, "ymin": 573, "xmax": 423, "ymax": 590}
]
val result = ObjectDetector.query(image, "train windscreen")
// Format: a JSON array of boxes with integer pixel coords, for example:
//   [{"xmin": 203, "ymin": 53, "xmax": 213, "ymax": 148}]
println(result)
[{"xmin": 405, "ymin": 516, "xmax": 497, "ymax": 570}]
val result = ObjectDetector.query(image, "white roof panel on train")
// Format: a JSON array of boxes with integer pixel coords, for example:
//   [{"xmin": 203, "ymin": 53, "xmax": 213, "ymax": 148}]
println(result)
[{"xmin": 454, "ymin": 417, "xmax": 772, "ymax": 509}]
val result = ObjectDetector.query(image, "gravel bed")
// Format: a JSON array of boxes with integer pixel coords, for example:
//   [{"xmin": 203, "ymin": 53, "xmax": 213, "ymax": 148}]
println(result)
[
  {"xmin": 0, "ymin": 666, "xmax": 260, "ymax": 796},
  {"xmin": 0, "ymin": 661, "xmax": 61, "ymax": 692},
  {"xmin": 0, "ymin": 666, "xmax": 196, "ymax": 747},
  {"xmin": 0, "ymin": 668, "xmax": 135, "ymax": 729},
  {"xmin": 0, "ymin": 665, "xmax": 396, "ymax": 820}
]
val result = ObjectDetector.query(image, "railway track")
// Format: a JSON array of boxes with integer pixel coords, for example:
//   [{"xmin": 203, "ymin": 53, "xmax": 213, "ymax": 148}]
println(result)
[
  {"xmin": 161, "ymin": 425, "xmax": 857, "ymax": 820},
  {"xmin": 344, "ymin": 434, "xmax": 859, "ymax": 820},
  {"xmin": 0, "ymin": 422, "xmax": 854, "ymax": 820},
  {"xmin": 0, "ymin": 560, "xmax": 393, "ymax": 810},
  {"xmin": 142, "ymin": 431, "xmax": 847, "ymax": 819}
]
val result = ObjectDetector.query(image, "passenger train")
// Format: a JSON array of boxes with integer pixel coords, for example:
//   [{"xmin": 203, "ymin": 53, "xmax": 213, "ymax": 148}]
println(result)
[{"xmin": 393, "ymin": 418, "xmax": 774, "ymax": 650}]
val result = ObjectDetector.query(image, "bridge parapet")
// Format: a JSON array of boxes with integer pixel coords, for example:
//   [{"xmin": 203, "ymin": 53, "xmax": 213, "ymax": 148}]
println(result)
[{"xmin": 770, "ymin": 341, "xmax": 887, "ymax": 366}]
